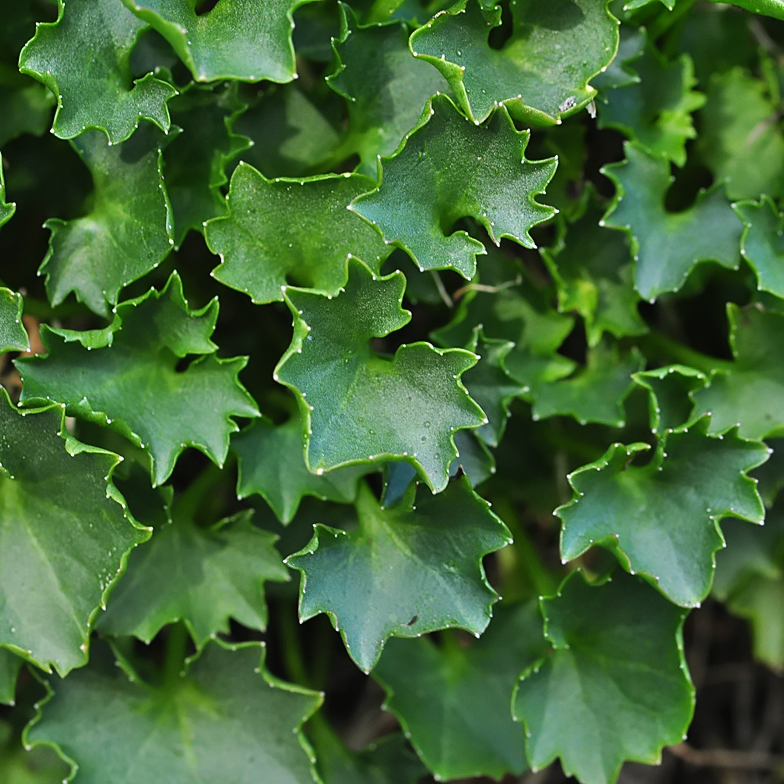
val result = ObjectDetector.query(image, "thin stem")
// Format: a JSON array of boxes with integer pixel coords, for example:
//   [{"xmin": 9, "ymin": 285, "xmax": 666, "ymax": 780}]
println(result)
[
  {"xmin": 637, "ymin": 329, "xmax": 734, "ymax": 375},
  {"xmin": 163, "ymin": 622, "xmax": 189, "ymax": 687}
]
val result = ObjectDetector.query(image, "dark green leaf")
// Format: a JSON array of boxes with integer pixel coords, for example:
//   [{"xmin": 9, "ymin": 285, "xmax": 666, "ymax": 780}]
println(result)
[
  {"xmin": 0, "ymin": 82, "xmax": 55, "ymax": 149},
  {"xmin": 0, "ymin": 650, "xmax": 23, "ymax": 706},
  {"xmin": 0, "ymin": 156, "xmax": 15, "ymax": 228},
  {"xmin": 633, "ymin": 364, "xmax": 707, "ymax": 434},
  {"xmin": 0, "ymin": 289, "xmax": 29, "ymax": 353},
  {"xmin": 735, "ymin": 197, "xmax": 784, "ymax": 300}
]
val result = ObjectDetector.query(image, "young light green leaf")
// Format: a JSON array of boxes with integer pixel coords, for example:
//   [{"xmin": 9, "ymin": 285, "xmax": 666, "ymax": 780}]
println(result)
[
  {"xmin": 698, "ymin": 68, "xmax": 784, "ymax": 201},
  {"xmin": 17, "ymin": 272, "xmax": 259, "ymax": 487},
  {"xmin": 513, "ymin": 571, "xmax": 694, "ymax": 784},
  {"xmin": 692, "ymin": 304, "xmax": 784, "ymax": 439},
  {"xmin": 558, "ymin": 416, "xmax": 769, "ymax": 607},
  {"xmin": 0, "ymin": 388, "xmax": 149, "ymax": 676},
  {"xmin": 275, "ymin": 258, "xmax": 486, "ymax": 492},
  {"xmin": 121, "ymin": 0, "xmax": 317, "ymax": 83},
  {"xmin": 286, "ymin": 477, "xmax": 511, "ymax": 672},
  {"xmin": 0, "ymin": 288, "xmax": 29, "ymax": 354},
  {"xmin": 40, "ymin": 123, "xmax": 173, "ymax": 316},
  {"xmin": 326, "ymin": 6, "xmax": 450, "ymax": 174},
  {"xmin": 26, "ymin": 641, "xmax": 322, "ymax": 784},
  {"xmin": 19, "ymin": 0, "xmax": 176, "ymax": 144},
  {"xmin": 602, "ymin": 142, "xmax": 742, "ymax": 301},
  {"xmin": 350, "ymin": 94, "xmax": 557, "ymax": 279},
  {"xmin": 206, "ymin": 163, "xmax": 391, "ymax": 304},
  {"xmin": 735, "ymin": 198, "xmax": 784, "ymax": 299},
  {"xmin": 409, "ymin": 0, "xmax": 619, "ymax": 125},
  {"xmin": 633, "ymin": 365, "xmax": 707, "ymax": 434},
  {"xmin": 97, "ymin": 511, "xmax": 288, "ymax": 647},
  {"xmin": 542, "ymin": 196, "xmax": 647, "ymax": 346},
  {"xmin": 533, "ymin": 345, "xmax": 644, "ymax": 427},
  {"xmin": 234, "ymin": 415, "xmax": 369, "ymax": 524},
  {"xmin": 374, "ymin": 602, "xmax": 546, "ymax": 781}
]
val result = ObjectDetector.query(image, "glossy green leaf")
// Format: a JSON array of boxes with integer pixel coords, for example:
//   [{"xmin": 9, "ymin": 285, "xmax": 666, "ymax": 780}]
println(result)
[
  {"xmin": 121, "ymin": 0, "xmax": 316, "ymax": 82},
  {"xmin": 692, "ymin": 304, "xmax": 784, "ymax": 439},
  {"xmin": 17, "ymin": 273, "xmax": 259, "ymax": 487},
  {"xmin": 374, "ymin": 602, "xmax": 546, "ymax": 781},
  {"xmin": 350, "ymin": 94, "xmax": 557, "ymax": 279},
  {"xmin": 286, "ymin": 477, "xmax": 511, "ymax": 672},
  {"xmin": 97, "ymin": 511, "xmax": 288, "ymax": 647},
  {"xmin": 39, "ymin": 123, "xmax": 173, "ymax": 316},
  {"xmin": 513, "ymin": 571, "xmax": 694, "ymax": 784},
  {"xmin": 534, "ymin": 345, "xmax": 643, "ymax": 427},
  {"xmin": 602, "ymin": 142, "xmax": 743, "ymax": 301},
  {"xmin": 0, "ymin": 650, "xmax": 23, "ymax": 706},
  {"xmin": 598, "ymin": 40, "xmax": 704, "ymax": 166},
  {"xmin": 409, "ymin": 0, "xmax": 619, "ymax": 125},
  {"xmin": 698, "ymin": 68, "xmax": 784, "ymax": 201},
  {"xmin": 542, "ymin": 197, "xmax": 647, "ymax": 346},
  {"xmin": 0, "ymin": 388, "xmax": 148, "ymax": 675},
  {"xmin": 275, "ymin": 258, "xmax": 486, "ymax": 493},
  {"xmin": 714, "ymin": 0, "xmax": 784, "ymax": 21},
  {"xmin": 327, "ymin": 6, "xmax": 450, "ymax": 174},
  {"xmin": 0, "ymin": 156, "xmax": 15, "ymax": 228},
  {"xmin": 735, "ymin": 197, "xmax": 784, "ymax": 299},
  {"xmin": 234, "ymin": 415, "xmax": 368, "ymax": 524},
  {"xmin": 0, "ymin": 289, "xmax": 29, "ymax": 354},
  {"xmin": 451, "ymin": 428, "xmax": 495, "ymax": 486},
  {"xmin": 558, "ymin": 416, "xmax": 769, "ymax": 607},
  {"xmin": 206, "ymin": 163, "xmax": 391, "ymax": 304},
  {"xmin": 19, "ymin": 0, "xmax": 176, "ymax": 144},
  {"xmin": 633, "ymin": 365, "xmax": 707, "ymax": 434},
  {"xmin": 26, "ymin": 641, "xmax": 322, "ymax": 784}
]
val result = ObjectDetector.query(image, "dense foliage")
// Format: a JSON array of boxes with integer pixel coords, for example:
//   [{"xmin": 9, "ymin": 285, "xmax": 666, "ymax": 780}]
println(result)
[{"xmin": 2, "ymin": 0, "xmax": 784, "ymax": 782}]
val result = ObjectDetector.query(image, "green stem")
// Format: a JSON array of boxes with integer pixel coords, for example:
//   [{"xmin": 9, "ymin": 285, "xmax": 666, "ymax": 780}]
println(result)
[
  {"xmin": 279, "ymin": 599, "xmax": 312, "ymax": 688},
  {"xmin": 638, "ymin": 329, "xmax": 734, "ymax": 375},
  {"xmin": 647, "ymin": 0, "xmax": 697, "ymax": 41},
  {"xmin": 171, "ymin": 457, "xmax": 233, "ymax": 524},
  {"xmin": 163, "ymin": 623, "xmax": 189, "ymax": 687}
]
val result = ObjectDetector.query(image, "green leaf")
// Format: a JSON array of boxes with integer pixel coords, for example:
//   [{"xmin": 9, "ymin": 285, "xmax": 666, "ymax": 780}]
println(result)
[
  {"xmin": 26, "ymin": 641, "xmax": 323, "ymax": 784},
  {"xmin": 39, "ymin": 123, "xmax": 173, "ymax": 316},
  {"xmin": 725, "ymin": 576, "xmax": 784, "ymax": 668},
  {"xmin": 692, "ymin": 304, "xmax": 784, "ymax": 439},
  {"xmin": 451, "ymin": 428, "xmax": 495, "ymax": 486},
  {"xmin": 462, "ymin": 329, "xmax": 527, "ymax": 447},
  {"xmin": 698, "ymin": 68, "xmax": 784, "ymax": 201},
  {"xmin": 275, "ymin": 258, "xmax": 486, "ymax": 493},
  {"xmin": 17, "ymin": 272, "xmax": 259, "ymax": 487},
  {"xmin": 0, "ymin": 82, "xmax": 55, "ymax": 149},
  {"xmin": 601, "ymin": 142, "xmax": 743, "ymax": 301},
  {"xmin": 513, "ymin": 570, "xmax": 694, "ymax": 784},
  {"xmin": 542, "ymin": 196, "xmax": 647, "ymax": 346},
  {"xmin": 234, "ymin": 415, "xmax": 368, "ymax": 524},
  {"xmin": 0, "ymin": 388, "xmax": 149, "ymax": 675},
  {"xmin": 713, "ymin": 0, "xmax": 784, "ymax": 22},
  {"xmin": 121, "ymin": 0, "xmax": 316, "ymax": 82},
  {"xmin": 19, "ymin": 0, "xmax": 176, "ymax": 144},
  {"xmin": 206, "ymin": 163, "xmax": 391, "ymax": 304},
  {"xmin": 0, "ymin": 289, "xmax": 29, "ymax": 354},
  {"xmin": 350, "ymin": 94, "xmax": 557, "ymax": 280},
  {"xmin": 735, "ymin": 197, "xmax": 784, "ymax": 300},
  {"xmin": 598, "ymin": 39, "xmax": 704, "ymax": 166},
  {"xmin": 0, "ymin": 718, "xmax": 69, "ymax": 784},
  {"xmin": 558, "ymin": 416, "xmax": 769, "ymax": 607},
  {"xmin": 0, "ymin": 650, "xmax": 23, "ymax": 706},
  {"xmin": 97, "ymin": 511, "xmax": 288, "ymax": 647},
  {"xmin": 533, "ymin": 344, "xmax": 644, "ymax": 427},
  {"xmin": 286, "ymin": 477, "xmax": 511, "ymax": 672},
  {"xmin": 374, "ymin": 602, "xmax": 546, "ymax": 780},
  {"xmin": 0, "ymin": 155, "xmax": 15, "ymax": 228},
  {"xmin": 409, "ymin": 0, "xmax": 619, "ymax": 125},
  {"xmin": 633, "ymin": 364, "xmax": 707, "ymax": 434},
  {"xmin": 164, "ymin": 82, "xmax": 249, "ymax": 247},
  {"xmin": 326, "ymin": 6, "xmax": 450, "ymax": 174}
]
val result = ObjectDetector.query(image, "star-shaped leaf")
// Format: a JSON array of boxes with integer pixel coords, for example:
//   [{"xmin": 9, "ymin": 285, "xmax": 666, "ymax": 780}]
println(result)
[
  {"xmin": 234, "ymin": 415, "xmax": 369, "ymax": 524},
  {"xmin": 513, "ymin": 571, "xmax": 694, "ymax": 784},
  {"xmin": 0, "ymin": 289, "xmax": 29, "ymax": 354},
  {"xmin": 602, "ymin": 142, "xmax": 743, "ymax": 301},
  {"xmin": 598, "ymin": 40, "xmax": 704, "ymax": 166},
  {"xmin": 633, "ymin": 364, "xmax": 707, "ymax": 434},
  {"xmin": 373, "ymin": 602, "xmax": 547, "ymax": 781},
  {"xmin": 17, "ymin": 272, "xmax": 259, "ymax": 487},
  {"xmin": 39, "ymin": 123, "xmax": 173, "ymax": 316},
  {"xmin": 350, "ymin": 94, "xmax": 557, "ymax": 279},
  {"xmin": 275, "ymin": 258, "xmax": 486, "ymax": 493},
  {"xmin": 532, "ymin": 345, "xmax": 644, "ymax": 427},
  {"xmin": 557, "ymin": 416, "xmax": 769, "ymax": 607},
  {"xmin": 692, "ymin": 304, "xmax": 784, "ymax": 439},
  {"xmin": 0, "ymin": 388, "xmax": 149, "ymax": 676},
  {"xmin": 206, "ymin": 163, "xmax": 391, "ymax": 304},
  {"xmin": 19, "ymin": 0, "xmax": 176, "ymax": 144},
  {"xmin": 698, "ymin": 68, "xmax": 784, "ymax": 201},
  {"xmin": 409, "ymin": 0, "xmax": 619, "ymax": 125},
  {"xmin": 542, "ymin": 196, "xmax": 647, "ymax": 346},
  {"xmin": 735, "ymin": 198, "xmax": 784, "ymax": 300},
  {"xmin": 26, "ymin": 641, "xmax": 322, "ymax": 784},
  {"xmin": 0, "ymin": 156, "xmax": 15, "ymax": 228},
  {"xmin": 97, "ymin": 511, "xmax": 288, "ymax": 647},
  {"xmin": 121, "ymin": 0, "xmax": 317, "ymax": 83},
  {"xmin": 286, "ymin": 477, "xmax": 511, "ymax": 672},
  {"xmin": 326, "ymin": 5, "xmax": 450, "ymax": 174}
]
